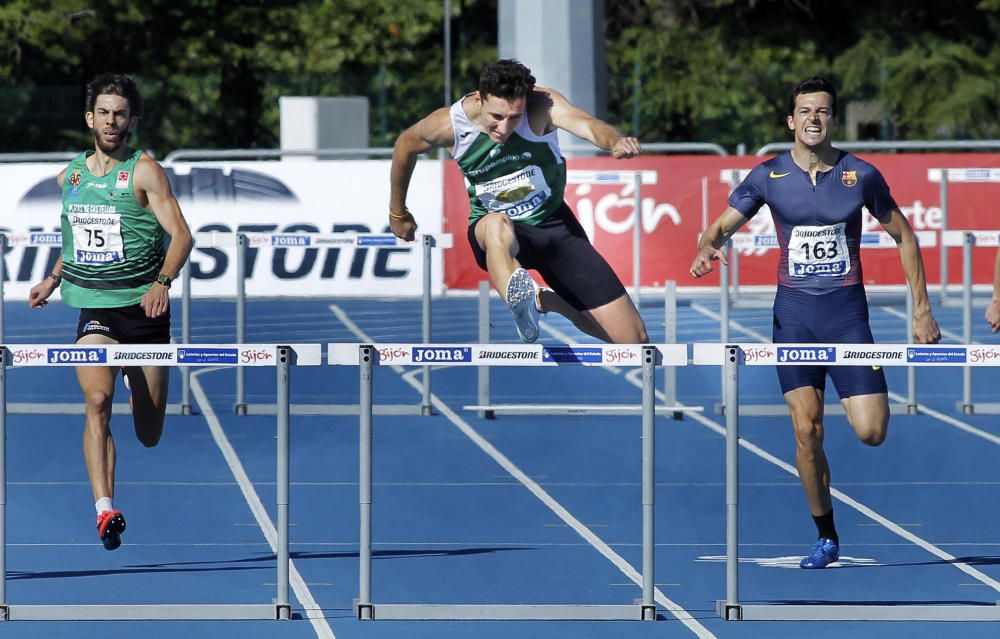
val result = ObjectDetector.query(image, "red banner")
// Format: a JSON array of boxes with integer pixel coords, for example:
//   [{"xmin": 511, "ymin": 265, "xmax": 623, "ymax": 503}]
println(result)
[{"xmin": 443, "ymin": 153, "xmax": 1000, "ymax": 291}]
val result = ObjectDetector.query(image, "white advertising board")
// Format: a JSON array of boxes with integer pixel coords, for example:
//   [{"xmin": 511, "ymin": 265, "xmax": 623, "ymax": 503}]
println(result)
[{"xmin": 0, "ymin": 160, "xmax": 443, "ymax": 299}]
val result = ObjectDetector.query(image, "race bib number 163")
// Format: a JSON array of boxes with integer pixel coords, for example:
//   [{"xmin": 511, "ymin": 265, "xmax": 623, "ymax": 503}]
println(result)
[{"xmin": 788, "ymin": 223, "xmax": 849, "ymax": 277}]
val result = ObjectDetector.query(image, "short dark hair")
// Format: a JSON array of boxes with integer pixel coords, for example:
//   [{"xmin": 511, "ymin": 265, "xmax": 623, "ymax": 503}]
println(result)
[
  {"xmin": 788, "ymin": 76, "xmax": 837, "ymax": 117},
  {"xmin": 86, "ymin": 73, "xmax": 143, "ymax": 118},
  {"xmin": 479, "ymin": 59, "xmax": 535, "ymax": 101}
]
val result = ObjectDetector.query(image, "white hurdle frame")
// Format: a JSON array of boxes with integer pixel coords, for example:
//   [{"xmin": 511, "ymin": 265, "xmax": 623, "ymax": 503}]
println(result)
[
  {"xmin": 717, "ymin": 230, "xmax": 938, "ymax": 416},
  {"xmin": 470, "ymin": 281, "xmax": 695, "ymax": 418},
  {"xmin": 928, "ymin": 168, "xmax": 1000, "ymax": 305},
  {"xmin": 941, "ymin": 230, "xmax": 1000, "ymax": 414},
  {"xmin": 695, "ymin": 342, "xmax": 1000, "ymax": 622},
  {"xmin": 0, "ymin": 343, "xmax": 322, "ymax": 621},
  {"xmin": 328, "ymin": 342, "xmax": 687, "ymax": 621},
  {"xmin": 180, "ymin": 231, "xmax": 452, "ymax": 416}
]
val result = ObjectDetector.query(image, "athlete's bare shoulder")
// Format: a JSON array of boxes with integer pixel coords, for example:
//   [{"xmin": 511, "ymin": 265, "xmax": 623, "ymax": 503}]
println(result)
[{"xmin": 415, "ymin": 106, "xmax": 456, "ymax": 149}]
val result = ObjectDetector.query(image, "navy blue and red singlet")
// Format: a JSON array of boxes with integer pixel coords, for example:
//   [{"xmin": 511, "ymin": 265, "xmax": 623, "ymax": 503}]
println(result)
[{"xmin": 728, "ymin": 150, "xmax": 896, "ymax": 396}]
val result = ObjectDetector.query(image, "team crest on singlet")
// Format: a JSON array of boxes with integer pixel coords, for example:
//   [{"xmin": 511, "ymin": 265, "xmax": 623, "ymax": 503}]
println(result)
[
  {"xmin": 70, "ymin": 170, "xmax": 82, "ymax": 188},
  {"xmin": 841, "ymin": 170, "xmax": 858, "ymax": 187}
]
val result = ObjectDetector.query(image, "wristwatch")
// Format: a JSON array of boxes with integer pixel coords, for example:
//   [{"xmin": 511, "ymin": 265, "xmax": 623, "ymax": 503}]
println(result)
[{"xmin": 155, "ymin": 273, "xmax": 172, "ymax": 288}]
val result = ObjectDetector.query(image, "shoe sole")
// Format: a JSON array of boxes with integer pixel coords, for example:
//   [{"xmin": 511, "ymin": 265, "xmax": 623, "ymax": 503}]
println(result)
[
  {"xmin": 800, "ymin": 553, "xmax": 839, "ymax": 569},
  {"xmin": 100, "ymin": 513, "xmax": 127, "ymax": 551},
  {"xmin": 506, "ymin": 269, "xmax": 539, "ymax": 343}
]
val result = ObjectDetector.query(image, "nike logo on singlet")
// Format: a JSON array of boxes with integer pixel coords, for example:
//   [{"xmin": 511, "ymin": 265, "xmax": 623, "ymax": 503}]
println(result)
[{"xmin": 769, "ymin": 171, "xmax": 791, "ymax": 178}]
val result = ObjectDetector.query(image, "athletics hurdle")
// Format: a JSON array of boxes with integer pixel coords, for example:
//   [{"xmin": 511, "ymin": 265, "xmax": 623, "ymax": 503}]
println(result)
[
  {"xmin": 329, "ymin": 342, "xmax": 686, "ymax": 621},
  {"xmin": 234, "ymin": 232, "xmax": 451, "ymax": 416},
  {"xmin": 179, "ymin": 231, "xmax": 451, "ymax": 416},
  {"xmin": 941, "ymin": 230, "xmax": 1000, "ymax": 414},
  {"xmin": 0, "ymin": 231, "xmax": 195, "ymax": 416},
  {"xmin": 716, "ymin": 230, "xmax": 938, "ymax": 416},
  {"xmin": 468, "ymin": 281, "xmax": 693, "ymax": 418},
  {"xmin": 0, "ymin": 343, "xmax": 321, "ymax": 621},
  {"xmin": 929, "ymin": 167, "xmax": 1000, "ymax": 306},
  {"xmin": 695, "ymin": 342, "xmax": 1000, "ymax": 622}
]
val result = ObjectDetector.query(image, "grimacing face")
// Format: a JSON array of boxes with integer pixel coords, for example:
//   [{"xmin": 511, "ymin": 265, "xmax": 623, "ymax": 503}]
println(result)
[
  {"xmin": 787, "ymin": 91, "xmax": 836, "ymax": 148},
  {"xmin": 479, "ymin": 93, "xmax": 526, "ymax": 143},
  {"xmin": 86, "ymin": 94, "xmax": 135, "ymax": 154}
]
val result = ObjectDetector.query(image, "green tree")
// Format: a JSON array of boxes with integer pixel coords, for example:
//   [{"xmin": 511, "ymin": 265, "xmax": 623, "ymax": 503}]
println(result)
[
  {"xmin": 605, "ymin": 0, "xmax": 1000, "ymax": 151},
  {"xmin": 2, "ymin": 0, "xmax": 997, "ymax": 155}
]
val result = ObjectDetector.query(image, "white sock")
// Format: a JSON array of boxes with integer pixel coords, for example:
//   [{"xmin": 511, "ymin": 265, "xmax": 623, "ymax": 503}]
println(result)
[{"xmin": 95, "ymin": 497, "xmax": 114, "ymax": 514}]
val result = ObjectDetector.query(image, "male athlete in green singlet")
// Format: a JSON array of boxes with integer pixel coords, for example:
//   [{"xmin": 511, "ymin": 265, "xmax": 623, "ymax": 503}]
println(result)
[
  {"xmin": 389, "ymin": 59, "xmax": 647, "ymax": 344},
  {"xmin": 28, "ymin": 73, "xmax": 192, "ymax": 551}
]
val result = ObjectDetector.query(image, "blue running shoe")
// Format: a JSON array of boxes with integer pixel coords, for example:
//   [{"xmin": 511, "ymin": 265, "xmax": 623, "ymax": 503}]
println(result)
[
  {"xmin": 800, "ymin": 537, "xmax": 839, "ymax": 568},
  {"xmin": 505, "ymin": 268, "xmax": 539, "ymax": 343}
]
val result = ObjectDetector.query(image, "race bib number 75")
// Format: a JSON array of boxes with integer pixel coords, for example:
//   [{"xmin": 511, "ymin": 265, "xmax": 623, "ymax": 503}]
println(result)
[
  {"xmin": 69, "ymin": 211, "xmax": 125, "ymax": 265},
  {"xmin": 788, "ymin": 223, "xmax": 849, "ymax": 277}
]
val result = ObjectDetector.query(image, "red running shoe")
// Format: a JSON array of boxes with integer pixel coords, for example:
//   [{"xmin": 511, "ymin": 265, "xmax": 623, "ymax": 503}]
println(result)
[{"xmin": 97, "ymin": 510, "xmax": 126, "ymax": 551}]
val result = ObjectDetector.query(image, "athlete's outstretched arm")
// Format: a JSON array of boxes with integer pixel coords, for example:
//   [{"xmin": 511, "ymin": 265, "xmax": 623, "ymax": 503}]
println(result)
[
  {"xmin": 690, "ymin": 207, "xmax": 749, "ymax": 278},
  {"xmin": 389, "ymin": 107, "xmax": 454, "ymax": 241},
  {"xmin": 135, "ymin": 155, "xmax": 193, "ymax": 319},
  {"xmin": 987, "ymin": 249, "xmax": 1000, "ymax": 332},
  {"xmin": 544, "ymin": 87, "xmax": 640, "ymax": 159},
  {"xmin": 880, "ymin": 208, "xmax": 941, "ymax": 343}
]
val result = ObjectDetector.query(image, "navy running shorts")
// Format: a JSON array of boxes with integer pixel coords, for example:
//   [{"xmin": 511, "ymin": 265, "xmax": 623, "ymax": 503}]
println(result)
[
  {"xmin": 77, "ymin": 304, "xmax": 172, "ymax": 344},
  {"xmin": 467, "ymin": 202, "xmax": 627, "ymax": 311},
  {"xmin": 772, "ymin": 284, "xmax": 887, "ymax": 398}
]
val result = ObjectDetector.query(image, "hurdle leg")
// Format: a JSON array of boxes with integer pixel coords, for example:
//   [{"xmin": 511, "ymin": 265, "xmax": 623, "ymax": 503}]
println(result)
[{"xmin": 357, "ymin": 346, "xmax": 374, "ymax": 619}]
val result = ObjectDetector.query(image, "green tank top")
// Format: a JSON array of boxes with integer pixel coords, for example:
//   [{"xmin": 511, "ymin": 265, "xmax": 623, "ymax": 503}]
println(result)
[
  {"xmin": 449, "ymin": 95, "xmax": 567, "ymax": 226},
  {"xmin": 59, "ymin": 149, "xmax": 165, "ymax": 308}
]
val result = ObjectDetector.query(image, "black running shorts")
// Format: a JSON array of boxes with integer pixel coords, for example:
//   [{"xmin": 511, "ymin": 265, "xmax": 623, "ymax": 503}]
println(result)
[
  {"xmin": 467, "ymin": 203, "xmax": 627, "ymax": 311},
  {"xmin": 77, "ymin": 304, "xmax": 172, "ymax": 344}
]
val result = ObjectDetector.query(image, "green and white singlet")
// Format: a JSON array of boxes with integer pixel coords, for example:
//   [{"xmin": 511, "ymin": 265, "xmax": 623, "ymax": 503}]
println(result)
[
  {"xmin": 450, "ymin": 95, "xmax": 567, "ymax": 226},
  {"xmin": 59, "ymin": 150, "xmax": 165, "ymax": 308}
]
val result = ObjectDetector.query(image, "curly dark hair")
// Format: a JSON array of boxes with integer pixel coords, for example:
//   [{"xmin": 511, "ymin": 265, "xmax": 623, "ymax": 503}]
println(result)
[
  {"xmin": 478, "ymin": 59, "xmax": 536, "ymax": 101},
  {"xmin": 788, "ymin": 76, "xmax": 837, "ymax": 117},
  {"xmin": 86, "ymin": 73, "xmax": 143, "ymax": 118}
]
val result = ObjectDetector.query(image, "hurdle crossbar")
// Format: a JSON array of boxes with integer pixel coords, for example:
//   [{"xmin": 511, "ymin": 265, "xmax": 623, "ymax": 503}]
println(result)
[
  {"xmin": 695, "ymin": 342, "xmax": 1000, "ymax": 622},
  {"xmin": 0, "ymin": 343, "xmax": 322, "ymax": 621},
  {"xmin": 329, "ymin": 342, "xmax": 686, "ymax": 622},
  {"xmin": 230, "ymin": 232, "xmax": 451, "ymax": 416},
  {"xmin": 473, "ymin": 282, "xmax": 693, "ymax": 418},
  {"xmin": 725, "ymin": 230, "xmax": 937, "ymax": 309}
]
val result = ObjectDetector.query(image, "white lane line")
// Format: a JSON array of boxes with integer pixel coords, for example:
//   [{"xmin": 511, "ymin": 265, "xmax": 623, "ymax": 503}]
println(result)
[
  {"xmin": 190, "ymin": 368, "xmax": 335, "ymax": 639},
  {"xmin": 687, "ymin": 305, "xmax": 1000, "ymax": 592},
  {"xmin": 900, "ymin": 400, "xmax": 1000, "ymax": 446},
  {"xmin": 331, "ymin": 304, "xmax": 715, "ymax": 639}
]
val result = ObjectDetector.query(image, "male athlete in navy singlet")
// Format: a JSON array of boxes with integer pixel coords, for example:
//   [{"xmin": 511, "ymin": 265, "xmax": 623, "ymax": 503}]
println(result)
[{"xmin": 690, "ymin": 77, "xmax": 941, "ymax": 569}]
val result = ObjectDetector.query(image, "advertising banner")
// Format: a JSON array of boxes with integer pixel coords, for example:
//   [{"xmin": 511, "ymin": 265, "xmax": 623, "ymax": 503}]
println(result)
[
  {"xmin": 443, "ymin": 153, "xmax": 1000, "ymax": 291},
  {"xmin": 4, "ymin": 152, "xmax": 998, "ymax": 299},
  {"xmin": 0, "ymin": 160, "xmax": 443, "ymax": 299}
]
